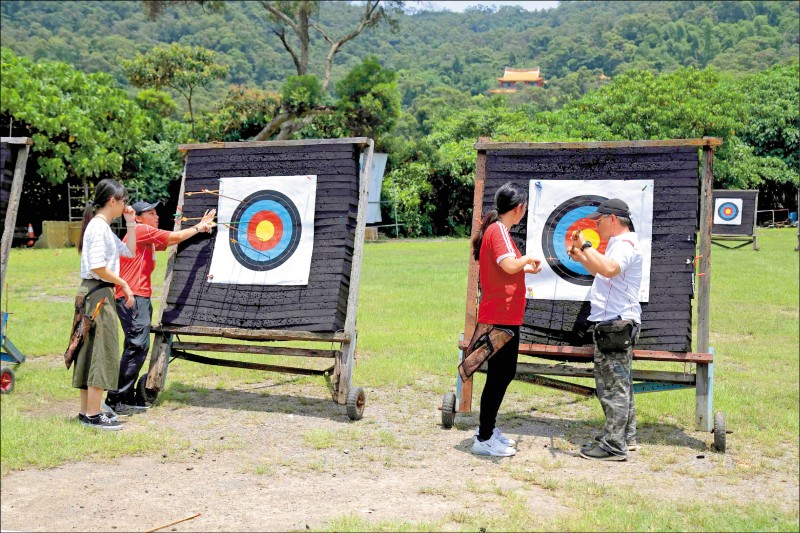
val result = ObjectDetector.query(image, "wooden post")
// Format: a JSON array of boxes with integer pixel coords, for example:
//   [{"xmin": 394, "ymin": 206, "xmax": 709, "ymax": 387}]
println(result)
[
  {"xmin": 752, "ymin": 192, "xmax": 760, "ymax": 251},
  {"xmin": 0, "ymin": 139, "xmax": 31, "ymax": 293},
  {"xmin": 459, "ymin": 137, "xmax": 488, "ymax": 413},
  {"xmin": 146, "ymin": 165, "xmax": 187, "ymax": 392},
  {"xmin": 334, "ymin": 140, "xmax": 373, "ymax": 404},
  {"xmin": 695, "ymin": 145, "xmax": 714, "ymax": 432},
  {"xmin": 153, "ymin": 165, "xmax": 187, "ymax": 327},
  {"xmin": 145, "ymin": 332, "xmax": 172, "ymax": 391}
]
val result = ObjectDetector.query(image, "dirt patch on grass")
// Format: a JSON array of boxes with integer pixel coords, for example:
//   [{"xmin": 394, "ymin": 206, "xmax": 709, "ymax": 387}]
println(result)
[{"xmin": 1, "ymin": 374, "xmax": 798, "ymax": 531}]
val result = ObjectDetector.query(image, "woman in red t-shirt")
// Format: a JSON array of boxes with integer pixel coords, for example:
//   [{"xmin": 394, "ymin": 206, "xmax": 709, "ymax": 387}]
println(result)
[{"xmin": 470, "ymin": 182, "xmax": 542, "ymax": 456}]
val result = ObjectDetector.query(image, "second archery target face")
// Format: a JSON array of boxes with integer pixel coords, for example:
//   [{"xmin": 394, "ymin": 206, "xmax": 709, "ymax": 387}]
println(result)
[
  {"xmin": 713, "ymin": 198, "xmax": 743, "ymax": 225},
  {"xmin": 525, "ymin": 179, "xmax": 654, "ymax": 302},
  {"xmin": 208, "ymin": 175, "xmax": 317, "ymax": 285}
]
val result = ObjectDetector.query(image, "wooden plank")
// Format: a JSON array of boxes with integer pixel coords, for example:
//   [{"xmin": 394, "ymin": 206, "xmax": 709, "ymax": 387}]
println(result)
[
  {"xmin": 154, "ymin": 325, "xmax": 350, "ymax": 342},
  {"xmin": 0, "ymin": 137, "xmax": 34, "ymax": 145},
  {"xmin": 486, "ymin": 145, "xmax": 699, "ymax": 157},
  {"xmin": 335, "ymin": 140, "xmax": 373, "ymax": 404},
  {"xmin": 454, "ymin": 342, "xmax": 712, "ymax": 362},
  {"xmin": 476, "ymin": 137, "xmax": 723, "ymax": 150},
  {"xmin": 697, "ymin": 147, "xmax": 713, "ymax": 356},
  {"xmin": 155, "ymin": 165, "xmax": 187, "ymax": 327},
  {"xmin": 459, "ymin": 141, "xmax": 488, "ymax": 413},
  {"xmin": 514, "ymin": 362, "xmax": 696, "ymax": 384},
  {"xmin": 172, "ymin": 349, "xmax": 332, "ymax": 375},
  {"xmin": 0, "ymin": 143, "xmax": 30, "ymax": 292},
  {"xmin": 488, "ymin": 159, "xmax": 700, "ymax": 174},
  {"xmin": 179, "ymin": 137, "xmax": 370, "ymax": 152},
  {"xmin": 172, "ymin": 342, "xmax": 338, "ymax": 358}
]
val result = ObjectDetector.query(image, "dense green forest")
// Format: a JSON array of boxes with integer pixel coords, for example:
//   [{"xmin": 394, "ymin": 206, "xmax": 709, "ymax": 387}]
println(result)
[{"xmin": 1, "ymin": 1, "xmax": 798, "ymax": 235}]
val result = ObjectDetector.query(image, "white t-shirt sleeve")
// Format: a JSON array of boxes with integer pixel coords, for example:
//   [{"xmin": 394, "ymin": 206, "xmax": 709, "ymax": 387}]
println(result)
[
  {"xmin": 609, "ymin": 239, "xmax": 636, "ymax": 274},
  {"xmin": 116, "ymin": 235, "xmax": 133, "ymax": 258}
]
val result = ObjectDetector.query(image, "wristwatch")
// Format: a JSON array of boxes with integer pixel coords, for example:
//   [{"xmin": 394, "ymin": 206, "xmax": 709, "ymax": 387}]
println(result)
[{"xmin": 580, "ymin": 241, "xmax": 593, "ymax": 251}]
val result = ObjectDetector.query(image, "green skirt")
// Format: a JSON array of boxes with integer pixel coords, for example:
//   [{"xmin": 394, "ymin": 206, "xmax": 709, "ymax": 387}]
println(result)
[{"xmin": 72, "ymin": 279, "xmax": 120, "ymax": 391}]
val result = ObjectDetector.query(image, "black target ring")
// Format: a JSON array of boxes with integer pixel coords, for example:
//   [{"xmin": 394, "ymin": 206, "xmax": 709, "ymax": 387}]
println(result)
[
  {"xmin": 229, "ymin": 190, "xmax": 302, "ymax": 271},
  {"xmin": 541, "ymin": 194, "xmax": 607, "ymax": 287}
]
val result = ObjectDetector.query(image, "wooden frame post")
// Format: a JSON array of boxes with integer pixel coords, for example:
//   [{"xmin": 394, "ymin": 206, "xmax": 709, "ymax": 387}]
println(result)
[
  {"xmin": 334, "ymin": 140, "xmax": 374, "ymax": 404},
  {"xmin": 146, "ymin": 166, "xmax": 187, "ymax": 391},
  {"xmin": 695, "ymin": 144, "xmax": 715, "ymax": 431},
  {"xmin": 0, "ymin": 138, "xmax": 32, "ymax": 292},
  {"xmin": 458, "ymin": 137, "xmax": 489, "ymax": 413}
]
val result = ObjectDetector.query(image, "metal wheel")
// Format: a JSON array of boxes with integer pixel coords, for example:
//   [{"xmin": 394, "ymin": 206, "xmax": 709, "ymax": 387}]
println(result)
[
  {"xmin": 136, "ymin": 374, "xmax": 159, "ymax": 405},
  {"xmin": 441, "ymin": 391, "xmax": 456, "ymax": 428},
  {"xmin": 713, "ymin": 411, "xmax": 726, "ymax": 453},
  {"xmin": 0, "ymin": 366, "xmax": 15, "ymax": 394},
  {"xmin": 346, "ymin": 386, "xmax": 366, "ymax": 421}
]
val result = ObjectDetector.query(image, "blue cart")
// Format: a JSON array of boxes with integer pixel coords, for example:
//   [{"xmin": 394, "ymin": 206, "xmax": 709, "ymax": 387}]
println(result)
[{"xmin": 1, "ymin": 311, "xmax": 25, "ymax": 394}]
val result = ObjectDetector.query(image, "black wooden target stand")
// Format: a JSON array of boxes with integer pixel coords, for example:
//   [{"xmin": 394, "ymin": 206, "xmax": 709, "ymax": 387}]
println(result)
[
  {"xmin": 710, "ymin": 189, "xmax": 759, "ymax": 251},
  {"xmin": 143, "ymin": 138, "xmax": 374, "ymax": 420},
  {"xmin": 441, "ymin": 138, "xmax": 729, "ymax": 452}
]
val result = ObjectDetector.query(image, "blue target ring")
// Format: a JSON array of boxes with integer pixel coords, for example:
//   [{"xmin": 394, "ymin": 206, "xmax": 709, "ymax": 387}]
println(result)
[
  {"xmin": 542, "ymin": 195, "xmax": 606, "ymax": 286},
  {"xmin": 229, "ymin": 190, "xmax": 301, "ymax": 271},
  {"xmin": 717, "ymin": 201, "xmax": 739, "ymax": 222}
]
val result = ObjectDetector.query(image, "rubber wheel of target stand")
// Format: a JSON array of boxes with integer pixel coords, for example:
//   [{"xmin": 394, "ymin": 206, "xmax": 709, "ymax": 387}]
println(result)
[
  {"xmin": 441, "ymin": 391, "xmax": 456, "ymax": 428},
  {"xmin": 347, "ymin": 386, "xmax": 366, "ymax": 421},
  {"xmin": 713, "ymin": 411, "xmax": 726, "ymax": 453},
  {"xmin": 136, "ymin": 374, "xmax": 159, "ymax": 405},
  {"xmin": 0, "ymin": 366, "xmax": 14, "ymax": 394}
]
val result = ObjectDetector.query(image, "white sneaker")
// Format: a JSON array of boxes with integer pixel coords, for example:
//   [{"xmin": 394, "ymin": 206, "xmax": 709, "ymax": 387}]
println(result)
[
  {"xmin": 471, "ymin": 435, "xmax": 516, "ymax": 457},
  {"xmin": 474, "ymin": 427, "xmax": 517, "ymax": 447}
]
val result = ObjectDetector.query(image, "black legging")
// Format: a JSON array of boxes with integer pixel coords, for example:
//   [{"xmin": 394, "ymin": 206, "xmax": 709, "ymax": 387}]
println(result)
[{"xmin": 478, "ymin": 325, "xmax": 520, "ymax": 441}]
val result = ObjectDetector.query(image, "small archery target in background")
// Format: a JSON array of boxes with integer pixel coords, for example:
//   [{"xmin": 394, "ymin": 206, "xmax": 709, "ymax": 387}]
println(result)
[
  {"xmin": 713, "ymin": 198, "xmax": 743, "ymax": 225},
  {"xmin": 542, "ymin": 194, "xmax": 610, "ymax": 286},
  {"xmin": 208, "ymin": 175, "xmax": 316, "ymax": 285},
  {"xmin": 526, "ymin": 179, "xmax": 654, "ymax": 302}
]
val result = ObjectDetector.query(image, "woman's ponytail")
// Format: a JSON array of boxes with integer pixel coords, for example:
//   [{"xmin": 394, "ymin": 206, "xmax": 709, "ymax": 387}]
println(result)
[
  {"xmin": 471, "ymin": 182, "xmax": 528, "ymax": 261},
  {"xmin": 77, "ymin": 202, "xmax": 96, "ymax": 254},
  {"xmin": 472, "ymin": 209, "xmax": 499, "ymax": 261}
]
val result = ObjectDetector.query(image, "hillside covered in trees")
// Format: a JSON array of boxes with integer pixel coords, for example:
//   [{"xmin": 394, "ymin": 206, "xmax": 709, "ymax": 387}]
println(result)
[
  {"xmin": 2, "ymin": 1, "xmax": 797, "ymax": 109},
  {"xmin": 1, "ymin": 1, "xmax": 798, "ymax": 236}
]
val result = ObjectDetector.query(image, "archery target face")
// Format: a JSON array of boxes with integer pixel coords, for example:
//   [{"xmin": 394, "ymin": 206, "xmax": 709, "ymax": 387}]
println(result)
[
  {"xmin": 525, "ymin": 179, "xmax": 653, "ymax": 302},
  {"xmin": 208, "ymin": 175, "xmax": 316, "ymax": 285},
  {"xmin": 714, "ymin": 198, "xmax": 743, "ymax": 225}
]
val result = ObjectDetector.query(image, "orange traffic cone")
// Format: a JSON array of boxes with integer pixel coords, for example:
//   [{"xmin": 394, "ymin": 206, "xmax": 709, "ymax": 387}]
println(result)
[{"xmin": 26, "ymin": 223, "xmax": 36, "ymax": 248}]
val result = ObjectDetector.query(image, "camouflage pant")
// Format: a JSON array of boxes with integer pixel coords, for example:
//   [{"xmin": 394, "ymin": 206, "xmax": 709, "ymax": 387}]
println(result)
[{"xmin": 593, "ymin": 342, "xmax": 636, "ymax": 457}]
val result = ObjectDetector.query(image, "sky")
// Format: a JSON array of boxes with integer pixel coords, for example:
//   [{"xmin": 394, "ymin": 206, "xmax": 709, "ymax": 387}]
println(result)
[{"xmin": 406, "ymin": 1, "xmax": 560, "ymax": 12}]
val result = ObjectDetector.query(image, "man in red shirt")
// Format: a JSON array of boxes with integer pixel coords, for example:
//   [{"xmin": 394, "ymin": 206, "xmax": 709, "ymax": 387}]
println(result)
[{"xmin": 106, "ymin": 201, "xmax": 215, "ymax": 413}]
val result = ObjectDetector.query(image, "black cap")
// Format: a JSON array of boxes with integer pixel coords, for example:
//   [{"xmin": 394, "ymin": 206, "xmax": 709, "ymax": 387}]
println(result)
[
  {"xmin": 587, "ymin": 198, "xmax": 631, "ymax": 219},
  {"xmin": 132, "ymin": 201, "xmax": 160, "ymax": 215}
]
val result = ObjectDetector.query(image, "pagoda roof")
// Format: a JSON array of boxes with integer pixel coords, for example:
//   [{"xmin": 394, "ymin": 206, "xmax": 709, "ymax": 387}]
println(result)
[{"xmin": 497, "ymin": 67, "xmax": 542, "ymax": 82}]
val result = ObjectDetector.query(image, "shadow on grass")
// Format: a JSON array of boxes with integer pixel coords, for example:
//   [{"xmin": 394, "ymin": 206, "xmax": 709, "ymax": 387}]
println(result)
[
  {"xmin": 158, "ymin": 376, "xmax": 352, "ymax": 422},
  {"xmin": 451, "ymin": 412, "xmax": 708, "ymax": 458}
]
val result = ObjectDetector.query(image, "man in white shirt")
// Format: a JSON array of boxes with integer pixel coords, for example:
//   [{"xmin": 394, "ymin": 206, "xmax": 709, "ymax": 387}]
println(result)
[{"xmin": 567, "ymin": 198, "xmax": 643, "ymax": 461}]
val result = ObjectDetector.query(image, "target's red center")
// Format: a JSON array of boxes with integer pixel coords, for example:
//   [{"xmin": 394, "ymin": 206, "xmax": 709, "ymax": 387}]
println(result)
[{"xmin": 247, "ymin": 211, "xmax": 284, "ymax": 251}]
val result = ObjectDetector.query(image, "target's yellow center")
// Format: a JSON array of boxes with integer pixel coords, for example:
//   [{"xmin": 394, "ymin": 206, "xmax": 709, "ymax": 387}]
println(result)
[
  {"xmin": 583, "ymin": 229, "xmax": 601, "ymax": 249},
  {"xmin": 256, "ymin": 220, "xmax": 275, "ymax": 242}
]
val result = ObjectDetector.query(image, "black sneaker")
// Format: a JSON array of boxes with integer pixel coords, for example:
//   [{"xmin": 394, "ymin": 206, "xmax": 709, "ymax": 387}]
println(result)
[
  {"xmin": 80, "ymin": 413, "xmax": 123, "ymax": 431},
  {"xmin": 580, "ymin": 444, "xmax": 626, "ymax": 461}
]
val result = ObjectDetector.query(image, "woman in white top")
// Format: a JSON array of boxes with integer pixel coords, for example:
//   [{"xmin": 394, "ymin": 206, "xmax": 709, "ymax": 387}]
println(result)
[{"xmin": 74, "ymin": 178, "xmax": 137, "ymax": 430}]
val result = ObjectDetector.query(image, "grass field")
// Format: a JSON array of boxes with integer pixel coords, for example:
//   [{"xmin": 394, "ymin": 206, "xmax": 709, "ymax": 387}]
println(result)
[{"xmin": 1, "ymin": 228, "xmax": 798, "ymax": 531}]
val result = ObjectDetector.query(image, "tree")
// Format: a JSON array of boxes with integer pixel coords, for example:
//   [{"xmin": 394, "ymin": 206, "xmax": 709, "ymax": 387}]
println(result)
[
  {"xmin": 121, "ymin": 43, "xmax": 229, "ymax": 136},
  {"xmin": 0, "ymin": 47, "xmax": 150, "ymax": 187},
  {"xmin": 141, "ymin": 1, "xmax": 402, "ymax": 140}
]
